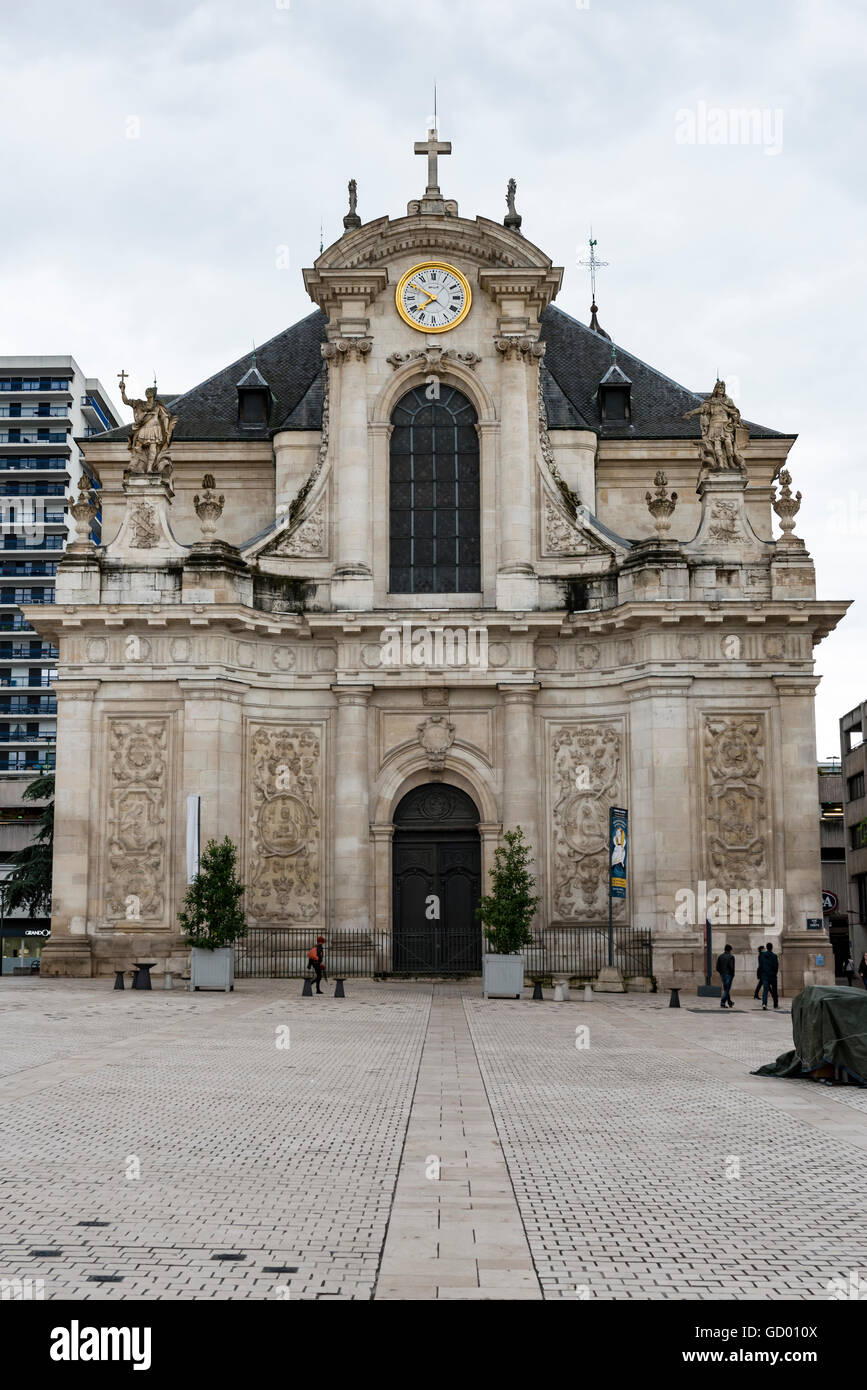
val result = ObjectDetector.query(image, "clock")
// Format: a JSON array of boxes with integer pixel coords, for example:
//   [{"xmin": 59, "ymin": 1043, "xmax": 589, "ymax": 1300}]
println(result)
[{"xmin": 395, "ymin": 261, "xmax": 472, "ymax": 333}]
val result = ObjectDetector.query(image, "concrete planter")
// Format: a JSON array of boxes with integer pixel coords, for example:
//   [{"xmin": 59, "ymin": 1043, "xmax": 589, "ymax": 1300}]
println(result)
[
  {"xmin": 483, "ymin": 952, "xmax": 525, "ymax": 999},
  {"xmin": 190, "ymin": 946, "xmax": 235, "ymax": 992}
]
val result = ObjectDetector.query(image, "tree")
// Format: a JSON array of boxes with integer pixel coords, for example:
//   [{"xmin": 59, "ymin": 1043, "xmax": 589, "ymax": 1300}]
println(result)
[
  {"xmin": 476, "ymin": 825, "xmax": 539, "ymax": 955},
  {"xmin": 178, "ymin": 836, "xmax": 248, "ymax": 950},
  {"xmin": 4, "ymin": 770, "xmax": 54, "ymax": 917}
]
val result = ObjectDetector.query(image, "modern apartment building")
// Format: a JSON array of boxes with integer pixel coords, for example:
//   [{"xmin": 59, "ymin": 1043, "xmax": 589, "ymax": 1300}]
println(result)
[
  {"xmin": 840, "ymin": 701, "xmax": 867, "ymax": 966},
  {"xmin": 0, "ymin": 356, "xmax": 121, "ymax": 972},
  {"xmin": 817, "ymin": 759, "xmax": 850, "ymax": 976}
]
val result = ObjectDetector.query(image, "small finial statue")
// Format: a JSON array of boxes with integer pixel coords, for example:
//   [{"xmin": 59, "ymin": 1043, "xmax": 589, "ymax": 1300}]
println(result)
[
  {"xmin": 772, "ymin": 468, "xmax": 803, "ymax": 545},
  {"xmin": 504, "ymin": 177, "xmax": 522, "ymax": 232},
  {"xmin": 117, "ymin": 371, "xmax": 178, "ymax": 477},
  {"xmin": 193, "ymin": 474, "xmax": 225, "ymax": 539},
  {"xmin": 343, "ymin": 178, "xmax": 361, "ymax": 230},
  {"xmin": 683, "ymin": 380, "xmax": 746, "ymax": 476},
  {"xmin": 645, "ymin": 470, "xmax": 678, "ymax": 538}
]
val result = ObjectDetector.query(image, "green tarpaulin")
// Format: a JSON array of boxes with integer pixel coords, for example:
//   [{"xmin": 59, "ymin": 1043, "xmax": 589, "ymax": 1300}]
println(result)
[{"xmin": 753, "ymin": 985, "xmax": 867, "ymax": 1085}]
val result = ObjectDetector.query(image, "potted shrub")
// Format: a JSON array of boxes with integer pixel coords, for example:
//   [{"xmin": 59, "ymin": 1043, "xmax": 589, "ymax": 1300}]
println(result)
[
  {"xmin": 478, "ymin": 826, "xmax": 539, "ymax": 999},
  {"xmin": 180, "ymin": 837, "xmax": 248, "ymax": 992}
]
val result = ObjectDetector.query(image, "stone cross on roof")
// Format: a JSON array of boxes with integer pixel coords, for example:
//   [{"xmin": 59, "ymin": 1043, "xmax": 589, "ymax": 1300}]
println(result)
[{"xmin": 414, "ymin": 126, "xmax": 451, "ymax": 196}]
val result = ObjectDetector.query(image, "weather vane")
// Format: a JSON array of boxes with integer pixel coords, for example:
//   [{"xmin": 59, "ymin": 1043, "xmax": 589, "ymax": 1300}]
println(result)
[{"xmin": 579, "ymin": 231, "xmax": 609, "ymax": 304}]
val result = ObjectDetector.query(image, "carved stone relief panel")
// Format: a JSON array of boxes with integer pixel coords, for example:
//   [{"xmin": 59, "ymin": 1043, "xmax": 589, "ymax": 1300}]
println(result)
[
  {"xmin": 246, "ymin": 723, "xmax": 323, "ymax": 922},
  {"xmin": 549, "ymin": 722, "xmax": 626, "ymax": 922},
  {"xmin": 105, "ymin": 717, "xmax": 170, "ymax": 923},
  {"xmin": 702, "ymin": 714, "xmax": 769, "ymax": 890}
]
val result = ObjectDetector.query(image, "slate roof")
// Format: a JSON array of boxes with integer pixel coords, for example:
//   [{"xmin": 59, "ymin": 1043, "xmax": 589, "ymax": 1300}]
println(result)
[
  {"xmin": 91, "ymin": 301, "xmax": 785, "ymax": 447},
  {"xmin": 539, "ymin": 304, "xmax": 784, "ymax": 440},
  {"xmin": 95, "ymin": 310, "xmax": 328, "ymax": 444}
]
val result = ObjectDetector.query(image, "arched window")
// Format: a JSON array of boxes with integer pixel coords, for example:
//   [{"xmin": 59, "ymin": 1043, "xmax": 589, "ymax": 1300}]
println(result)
[{"xmin": 389, "ymin": 385, "xmax": 480, "ymax": 594}]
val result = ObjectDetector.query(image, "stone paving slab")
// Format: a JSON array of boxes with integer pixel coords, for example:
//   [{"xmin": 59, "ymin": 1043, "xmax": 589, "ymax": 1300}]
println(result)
[
  {"xmin": 464, "ymin": 990, "xmax": 867, "ymax": 1300},
  {"xmin": 1, "ymin": 978, "xmax": 865, "ymax": 1300}
]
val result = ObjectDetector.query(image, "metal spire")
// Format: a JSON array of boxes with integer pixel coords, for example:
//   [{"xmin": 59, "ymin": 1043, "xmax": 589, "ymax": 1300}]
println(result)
[{"xmin": 579, "ymin": 231, "xmax": 609, "ymax": 303}]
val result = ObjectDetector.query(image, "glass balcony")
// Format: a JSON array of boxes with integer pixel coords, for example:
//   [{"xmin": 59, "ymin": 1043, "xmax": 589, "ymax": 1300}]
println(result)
[
  {"xmin": 0, "ymin": 406, "xmax": 68, "ymax": 418},
  {"xmin": 0, "ymin": 379, "xmax": 71, "ymax": 392},
  {"xmin": 0, "ymin": 432, "xmax": 68, "ymax": 444},
  {"xmin": 0, "ymin": 458, "xmax": 68, "ymax": 471},
  {"xmin": 0, "ymin": 731, "xmax": 55, "ymax": 743},
  {"xmin": 0, "ymin": 697, "xmax": 56, "ymax": 714}
]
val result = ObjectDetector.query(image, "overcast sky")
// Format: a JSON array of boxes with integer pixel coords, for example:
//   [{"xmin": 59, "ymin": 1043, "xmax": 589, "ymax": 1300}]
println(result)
[{"xmin": 1, "ymin": 0, "xmax": 864, "ymax": 755}]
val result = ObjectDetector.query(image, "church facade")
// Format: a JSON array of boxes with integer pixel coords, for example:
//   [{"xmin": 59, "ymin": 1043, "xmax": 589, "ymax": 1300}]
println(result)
[{"xmin": 32, "ymin": 133, "xmax": 849, "ymax": 991}]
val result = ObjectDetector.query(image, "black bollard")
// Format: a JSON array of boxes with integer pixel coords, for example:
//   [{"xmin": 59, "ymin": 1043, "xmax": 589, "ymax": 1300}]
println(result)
[
  {"xmin": 669, "ymin": 987, "xmax": 680, "ymax": 1008},
  {"xmin": 114, "ymin": 970, "xmax": 125, "ymax": 991},
  {"xmin": 301, "ymin": 976, "xmax": 313, "ymax": 997},
  {"xmin": 334, "ymin": 978, "xmax": 346, "ymax": 998},
  {"xmin": 532, "ymin": 979, "xmax": 544, "ymax": 1001}
]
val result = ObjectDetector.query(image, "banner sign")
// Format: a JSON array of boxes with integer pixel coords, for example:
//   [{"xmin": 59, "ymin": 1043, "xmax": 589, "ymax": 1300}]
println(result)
[{"xmin": 609, "ymin": 806, "xmax": 628, "ymax": 900}]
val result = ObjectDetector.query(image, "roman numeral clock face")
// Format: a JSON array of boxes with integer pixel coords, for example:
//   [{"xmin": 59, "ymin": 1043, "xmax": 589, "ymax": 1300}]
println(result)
[{"xmin": 395, "ymin": 261, "xmax": 472, "ymax": 332}]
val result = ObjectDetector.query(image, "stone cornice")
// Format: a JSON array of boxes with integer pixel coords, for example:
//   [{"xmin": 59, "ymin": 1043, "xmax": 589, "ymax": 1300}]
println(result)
[
  {"xmin": 480, "ymin": 267, "xmax": 562, "ymax": 314},
  {"xmin": 302, "ymin": 267, "xmax": 389, "ymax": 315},
  {"xmin": 310, "ymin": 214, "xmax": 559, "ymax": 277}
]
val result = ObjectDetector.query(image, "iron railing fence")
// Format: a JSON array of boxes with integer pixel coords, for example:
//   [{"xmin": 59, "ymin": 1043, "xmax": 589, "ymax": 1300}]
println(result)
[{"xmin": 236, "ymin": 925, "xmax": 653, "ymax": 981}]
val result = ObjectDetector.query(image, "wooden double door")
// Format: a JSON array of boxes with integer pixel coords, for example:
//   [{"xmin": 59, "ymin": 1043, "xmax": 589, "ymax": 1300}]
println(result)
[{"xmin": 392, "ymin": 784, "xmax": 482, "ymax": 974}]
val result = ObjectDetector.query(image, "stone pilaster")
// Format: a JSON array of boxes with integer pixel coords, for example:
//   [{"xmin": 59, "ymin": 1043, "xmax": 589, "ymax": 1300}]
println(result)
[
  {"xmin": 623, "ymin": 677, "xmax": 699, "ymax": 989},
  {"xmin": 494, "ymin": 338, "xmax": 544, "ymax": 610},
  {"xmin": 323, "ymin": 339, "xmax": 374, "ymax": 610},
  {"xmin": 39, "ymin": 680, "xmax": 100, "ymax": 976},
  {"xmin": 177, "ymin": 679, "xmax": 246, "ymax": 852},
  {"xmin": 499, "ymin": 684, "xmax": 540, "ymax": 906},
  {"xmin": 331, "ymin": 685, "xmax": 373, "ymax": 934},
  {"xmin": 773, "ymin": 675, "xmax": 833, "ymax": 989}
]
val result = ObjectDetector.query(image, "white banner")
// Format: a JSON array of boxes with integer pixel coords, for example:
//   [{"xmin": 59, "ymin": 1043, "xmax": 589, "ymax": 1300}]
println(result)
[{"xmin": 186, "ymin": 795, "xmax": 200, "ymax": 884}]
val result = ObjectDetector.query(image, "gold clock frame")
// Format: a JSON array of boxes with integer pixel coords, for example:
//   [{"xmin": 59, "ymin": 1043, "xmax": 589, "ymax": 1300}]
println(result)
[{"xmin": 395, "ymin": 260, "xmax": 472, "ymax": 333}]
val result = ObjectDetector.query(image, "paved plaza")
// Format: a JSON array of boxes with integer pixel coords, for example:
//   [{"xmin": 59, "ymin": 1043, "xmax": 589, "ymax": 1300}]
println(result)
[{"xmin": 1, "ymin": 978, "xmax": 865, "ymax": 1301}]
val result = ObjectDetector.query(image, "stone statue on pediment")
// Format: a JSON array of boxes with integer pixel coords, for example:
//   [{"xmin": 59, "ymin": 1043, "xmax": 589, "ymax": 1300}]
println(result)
[
  {"xmin": 118, "ymin": 371, "xmax": 178, "ymax": 476},
  {"xmin": 684, "ymin": 379, "xmax": 746, "ymax": 475}
]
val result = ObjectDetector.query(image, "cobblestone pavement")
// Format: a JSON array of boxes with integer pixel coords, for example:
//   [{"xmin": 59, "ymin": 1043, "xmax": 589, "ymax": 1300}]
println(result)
[{"xmin": 1, "ymin": 978, "xmax": 865, "ymax": 1300}]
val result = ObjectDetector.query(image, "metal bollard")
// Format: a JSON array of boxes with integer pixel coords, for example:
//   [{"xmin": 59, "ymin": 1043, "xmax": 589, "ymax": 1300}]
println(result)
[
  {"xmin": 669, "ymin": 987, "xmax": 681, "ymax": 1008},
  {"xmin": 532, "ymin": 979, "xmax": 544, "ymax": 1001},
  {"xmin": 334, "ymin": 978, "xmax": 346, "ymax": 998},
  {"xmin": 163, "ymin": 972, "xmax": 173, "ymax": 991},
  {"xmin": 114, "ymin": 970, "xmax": 125, "ymax": 991},
  {"xmin": 302, "ymin": 976, "xmax": 313, "ymax": 997}
]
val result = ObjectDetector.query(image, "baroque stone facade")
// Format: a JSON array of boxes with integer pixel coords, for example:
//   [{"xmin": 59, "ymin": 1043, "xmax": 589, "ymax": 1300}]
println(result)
[{"xmin": 29, "ymin": 130, "xmax": 849, "ymax": 991}]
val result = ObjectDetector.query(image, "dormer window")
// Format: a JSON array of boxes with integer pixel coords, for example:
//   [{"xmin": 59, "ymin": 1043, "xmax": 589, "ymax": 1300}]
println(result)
[
  {"xmin": 236, "ymin": 363, "xmax": 271, "ymax": 429},
  {"xmin": 597, "ymin": 357, "xmax": 632, "ymax": 424}
]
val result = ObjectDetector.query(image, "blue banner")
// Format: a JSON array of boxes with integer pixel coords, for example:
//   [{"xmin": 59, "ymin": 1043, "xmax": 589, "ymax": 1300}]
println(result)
[{"xmin": 609, "ymin": 806, "xmax": 628, "ymax": 900}]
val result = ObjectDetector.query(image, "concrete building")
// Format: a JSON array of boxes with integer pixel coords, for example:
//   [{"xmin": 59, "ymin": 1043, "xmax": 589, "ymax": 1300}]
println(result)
[
  {"xmin": 26, "ymin": 131, "xmax": 850, "ymax": 992},
  {"xmin": 817, "ymin": 759, "xmax": 850, "ymax": 976},
  {"xmin": 0, "ymin": 356, "xmax": 120, "ymax": 972},
  {"xmin": 840, "ymin": 701, "xmax": 867, "ymax": 966}
]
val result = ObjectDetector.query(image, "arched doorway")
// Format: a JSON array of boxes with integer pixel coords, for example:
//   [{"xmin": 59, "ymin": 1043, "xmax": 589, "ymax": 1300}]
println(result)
[{"xmin": 392, "ymin": 783, "xmax": 482, "ymax": 973}]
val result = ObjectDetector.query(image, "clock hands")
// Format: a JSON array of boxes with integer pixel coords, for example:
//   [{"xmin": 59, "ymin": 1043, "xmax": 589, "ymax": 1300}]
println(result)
[{"xmin": 408, "ymin": 280, "xmax": 439, "ymax": 306}]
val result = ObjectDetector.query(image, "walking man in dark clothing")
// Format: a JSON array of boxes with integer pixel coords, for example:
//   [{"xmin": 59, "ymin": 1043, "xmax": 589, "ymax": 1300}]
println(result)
[
  {"xmin": 307, "ymin": 935, "xmax": 326, "ymax": 994},
  {"xmin": 758, "ymin": 942, "xmax": 779, "ymax": 1009},
  {"xmin": 716, "ymin": 943, "xmax": 736, "ymax": 1009},
  {"xmin": 753, "ymin": 946, "xmax": 765, "ymax": 1000}
]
